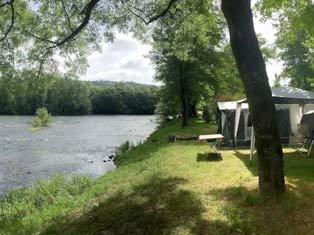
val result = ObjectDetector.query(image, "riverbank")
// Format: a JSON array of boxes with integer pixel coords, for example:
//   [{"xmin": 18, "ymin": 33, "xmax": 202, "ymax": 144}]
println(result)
[{"xmin": 2, "ymin": 118, "xmax": 314, "ymax": 234}]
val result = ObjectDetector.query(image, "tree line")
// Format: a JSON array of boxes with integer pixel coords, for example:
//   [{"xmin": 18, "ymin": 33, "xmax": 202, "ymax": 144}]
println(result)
[{"xmin": 0, "ymin": 73, "xmax": 157, "ymax": 115}]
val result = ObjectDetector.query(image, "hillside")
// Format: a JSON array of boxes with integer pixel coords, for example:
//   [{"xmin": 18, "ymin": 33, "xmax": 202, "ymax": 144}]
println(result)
[{"xmin": 88, "ymin": 80, "xmax": 159, "ymax": 90}]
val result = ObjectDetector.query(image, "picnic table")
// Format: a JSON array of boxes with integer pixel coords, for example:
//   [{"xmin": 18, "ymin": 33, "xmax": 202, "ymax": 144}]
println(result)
[{"xmin": 198, "ymin": 134, "xmax": 224, "ymax": 155}]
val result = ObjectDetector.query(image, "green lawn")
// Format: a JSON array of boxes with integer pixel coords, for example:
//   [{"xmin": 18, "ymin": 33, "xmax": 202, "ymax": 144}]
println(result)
[{"xmin": 2, "ymin": 118, "xmax": 314, "ymax": 235}]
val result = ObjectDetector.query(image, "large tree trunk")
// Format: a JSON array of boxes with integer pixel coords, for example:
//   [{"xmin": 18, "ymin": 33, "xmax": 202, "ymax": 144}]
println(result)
[
  {"xmin": 180, "ymin": 62, "xmax": 188, "ymax": 127},
  {"xmin": 189, "ymin": 103, "xmax": 197, "ymax": 118},
  {"xmin": 221, "ymin": 0, "xmax": 285, "ymax": 194}
]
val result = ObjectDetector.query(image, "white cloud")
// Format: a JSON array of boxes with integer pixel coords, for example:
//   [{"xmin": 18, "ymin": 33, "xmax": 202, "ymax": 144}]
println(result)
[{"xmin": 82, "ymin": 33, "xmax": 156, "ymax": 85}]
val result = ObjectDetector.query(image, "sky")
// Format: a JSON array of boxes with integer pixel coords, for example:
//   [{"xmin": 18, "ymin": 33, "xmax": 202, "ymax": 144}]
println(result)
[
  {"xmin": 82, "ymin": 33, "xmax": 155, "ymax": 85},
  {"xmin": 82, "ymin": 4, "xmax": 283, "ymax": 86}
]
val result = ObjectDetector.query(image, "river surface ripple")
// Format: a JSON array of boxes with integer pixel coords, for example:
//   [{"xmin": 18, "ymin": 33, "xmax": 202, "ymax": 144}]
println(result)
[{"xmin": 0, "ymin": 115, "xmax": 158, "ymax": 195}]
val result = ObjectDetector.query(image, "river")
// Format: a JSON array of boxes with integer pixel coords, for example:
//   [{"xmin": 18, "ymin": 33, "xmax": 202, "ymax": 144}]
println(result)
[{"xmin": 0, "ymin": 115, "xmax": 158, "ymax": 195}]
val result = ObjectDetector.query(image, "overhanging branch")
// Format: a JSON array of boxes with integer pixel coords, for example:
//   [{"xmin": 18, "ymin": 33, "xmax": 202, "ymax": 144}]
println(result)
[
  {"xmin": 129, "ymin": 0, "xmax": 180, "ymax": 25},
  {"xmin": 29, "ymin": 0, "xmax": 179, "ymax": 76},
  {"xmin": 0, "ymin": 0, "xmax": 15, "ymax": 42},
  {"xmin": 33, "ymin": 0, "xmax": 101, "ymax": 77},
  {"xmin": 48, "ymin": 0, "xmax": 101, "ymax": 49},
  {"xmin": 61, "ymin": 0, "xmax": 74, "ymax": 32}
]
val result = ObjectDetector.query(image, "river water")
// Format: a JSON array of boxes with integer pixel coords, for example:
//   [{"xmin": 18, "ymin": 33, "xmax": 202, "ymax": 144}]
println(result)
[{"xmin": 0, "ymin": 115, "xmax": 158, "ymax": 195}]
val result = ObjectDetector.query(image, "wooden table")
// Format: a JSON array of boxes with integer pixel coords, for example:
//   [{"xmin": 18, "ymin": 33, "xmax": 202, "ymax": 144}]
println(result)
[{"xmin": 199, "ymin": 134, "xmax": 224, "ymax": 154}]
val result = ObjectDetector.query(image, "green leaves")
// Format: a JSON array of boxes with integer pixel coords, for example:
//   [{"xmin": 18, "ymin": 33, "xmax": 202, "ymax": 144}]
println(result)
[
  {"xmin": 34, "ymin": 107, "xmax": 51, "ymax": 127},
  {"xmin": 258, "ymin": 0, "xmax": 314, "ymax": 89}
]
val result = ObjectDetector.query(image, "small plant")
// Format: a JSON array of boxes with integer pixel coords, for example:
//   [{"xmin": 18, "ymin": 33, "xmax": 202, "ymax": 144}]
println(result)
[
  {"xmin": 34, "ymin": 107, "xmax": 52, "ymax": 128},
  {"xmin": 115, "ymin": 140, "xmax": 134, "ymax": 157}
]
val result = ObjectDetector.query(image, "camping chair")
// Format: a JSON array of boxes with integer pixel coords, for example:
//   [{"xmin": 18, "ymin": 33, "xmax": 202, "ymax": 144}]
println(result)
[
  {"xmin": 295, "ymin": 135, "xmax": 310, "ymax": 155},
  {"xmin": 293, "ymin": 124, "xmax": 309, "ymax": 155},
  {"xmin": 306, "ymin": 131, "xmax": 314, "ymax": 157}
]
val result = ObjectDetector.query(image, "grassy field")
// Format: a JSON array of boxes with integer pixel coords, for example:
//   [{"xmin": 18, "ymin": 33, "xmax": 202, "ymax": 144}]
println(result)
[{"xmin": 2, "ymin": 118, "xmax": 314, "ymax": 235}]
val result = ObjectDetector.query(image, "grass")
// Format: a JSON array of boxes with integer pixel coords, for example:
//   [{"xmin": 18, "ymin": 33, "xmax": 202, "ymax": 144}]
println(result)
[{"xmin": 2, "ymin": 118, "xmax": 314, "ymax": 234}]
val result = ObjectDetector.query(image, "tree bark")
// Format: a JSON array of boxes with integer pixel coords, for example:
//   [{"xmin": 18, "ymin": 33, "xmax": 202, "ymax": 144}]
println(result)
[
  {"xmin": 189, "ymin": 103, "xmax": 197, "ymax": 118},
  {"xmin": 180, "ymin": 62, "xmax": 188, "ymax": 127},
  {"xmin": 221, "ymin": 0, "xmax": 285, "ymax": 193}
]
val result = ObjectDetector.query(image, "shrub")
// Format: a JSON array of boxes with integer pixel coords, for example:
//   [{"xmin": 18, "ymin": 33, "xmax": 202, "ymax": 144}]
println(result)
[
  {"xmin": 202, "ymin": 106, "xmax": 211, "ymax": 123},
  {"xmin": 34, "ymin": 107, "xmax": 51, "ymax": 127}
]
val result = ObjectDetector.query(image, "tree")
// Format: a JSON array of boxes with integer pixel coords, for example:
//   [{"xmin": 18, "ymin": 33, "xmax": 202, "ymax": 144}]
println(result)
[
  {"xmin": 91, "ymin": 82, "xmax": 157, "ymax": 115},
  {"xmin": 47, "ymin": 77, "xmax": 92, "ymax": 115},
  {"xmin": 257, "ymin": 0, "xmax": 314, "ymax": 90},
  {"xmin": 212, "ymin": 44, "xmax": 244, "ymax": 101},
  {"xmin": 151, "ymin": 0, "xmax": 223, "ymax": 126},
  {"xmin": 221, "ymin": 0, "xmax": 285, "ymax": 193}
]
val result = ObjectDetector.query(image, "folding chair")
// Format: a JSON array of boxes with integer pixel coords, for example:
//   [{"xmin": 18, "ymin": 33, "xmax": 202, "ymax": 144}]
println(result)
[
  {"xmin": 293, "ymin": 124, "xmax": 310, "ymax": 155},
  {"xmin": 307, "ymin": 131, "xmax": 314, "ymax": 157},
  {"xmin": 295, "ymin": 135, "xmax": 309, "ymax": 155}
]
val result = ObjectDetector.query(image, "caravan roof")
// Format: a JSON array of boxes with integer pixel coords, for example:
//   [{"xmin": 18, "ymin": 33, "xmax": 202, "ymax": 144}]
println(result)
[{"xmin": 238, "ymin": 87, "xmax": 314, "ymax": 104}]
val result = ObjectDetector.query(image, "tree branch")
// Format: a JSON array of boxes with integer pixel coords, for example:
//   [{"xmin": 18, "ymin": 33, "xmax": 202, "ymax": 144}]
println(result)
[
  {"xmin": 31, "ymin": 0, "xmax": 178, "ymax": 76},
  {"xmin": 0, "ymin": 0, "xmax": 13, "ymax": 9},
  {"xmin": 48, "ymin": 0, "xmax": 101, "ymax": 49},
  {"xmin": 33, "ymin": 0, "xmax": 100, "ymax": 77},
  {"xmin": 0, "ymin": 0, "xmax": 15, "ymax": 42},
  {"xmin": 26, "ymin": 30, "xmax": 56, "ymax": 44},
  {"xmin": 145, "ymin": 0, "xmax": 180, "ymax": 25},
  {"xmin": 129, "ymin": 0, "xmax": 180, "ymax": 25},
  {"xmin": 61, "ymin": 0, "xmax": 74, "ymax": 32}
]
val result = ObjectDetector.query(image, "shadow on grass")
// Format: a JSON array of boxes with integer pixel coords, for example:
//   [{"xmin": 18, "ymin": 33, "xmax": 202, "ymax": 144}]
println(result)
[
  {"xmin": 197, "ymin": 153, "xmax": 223, "ymax": 162},
  {"xmin": 211, "ymin": 148, "xmax": 314, "ymax": 234},
  {"xmin": 207, "ymin": 183, "xmax": 314, "ymax": 235},
  {"xmin": 40, "ymin": 175, "xmax": 259, "ymax": 235},
  {"xmin": 206, "ymin": 186, "xmax": 272, "ymax": 235},
  {"xmin": 233, "ymin": 150, "xmax": 314, "ymax": 181},
  {"xmin": 233, "ymin": 150, "xmax": 258, "ymax": 176},
  {"xmin": 41, "ymin": 175, "xmax": 203, "ymax": 235}
]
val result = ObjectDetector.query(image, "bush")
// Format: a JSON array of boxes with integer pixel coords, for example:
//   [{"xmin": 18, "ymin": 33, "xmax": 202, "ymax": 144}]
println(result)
[
  {"xmin": 202, "ymin": 106, "xmax": 211, "ymax": 123},
  {"xmin": 34, "ymin": 107, "xmax": 51, "ymax": 127}
]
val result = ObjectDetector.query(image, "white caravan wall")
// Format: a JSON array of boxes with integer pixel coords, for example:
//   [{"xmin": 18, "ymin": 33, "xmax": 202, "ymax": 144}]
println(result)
[{"xmin": 289, "ymin": 104, "xmax": 303, "ymax": 135}]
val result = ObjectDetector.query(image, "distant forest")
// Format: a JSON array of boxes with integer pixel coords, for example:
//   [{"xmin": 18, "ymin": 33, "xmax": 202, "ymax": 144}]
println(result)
[{"xmin": 0, "ymin": 74, "xmax": 158, "ymax": 115}]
